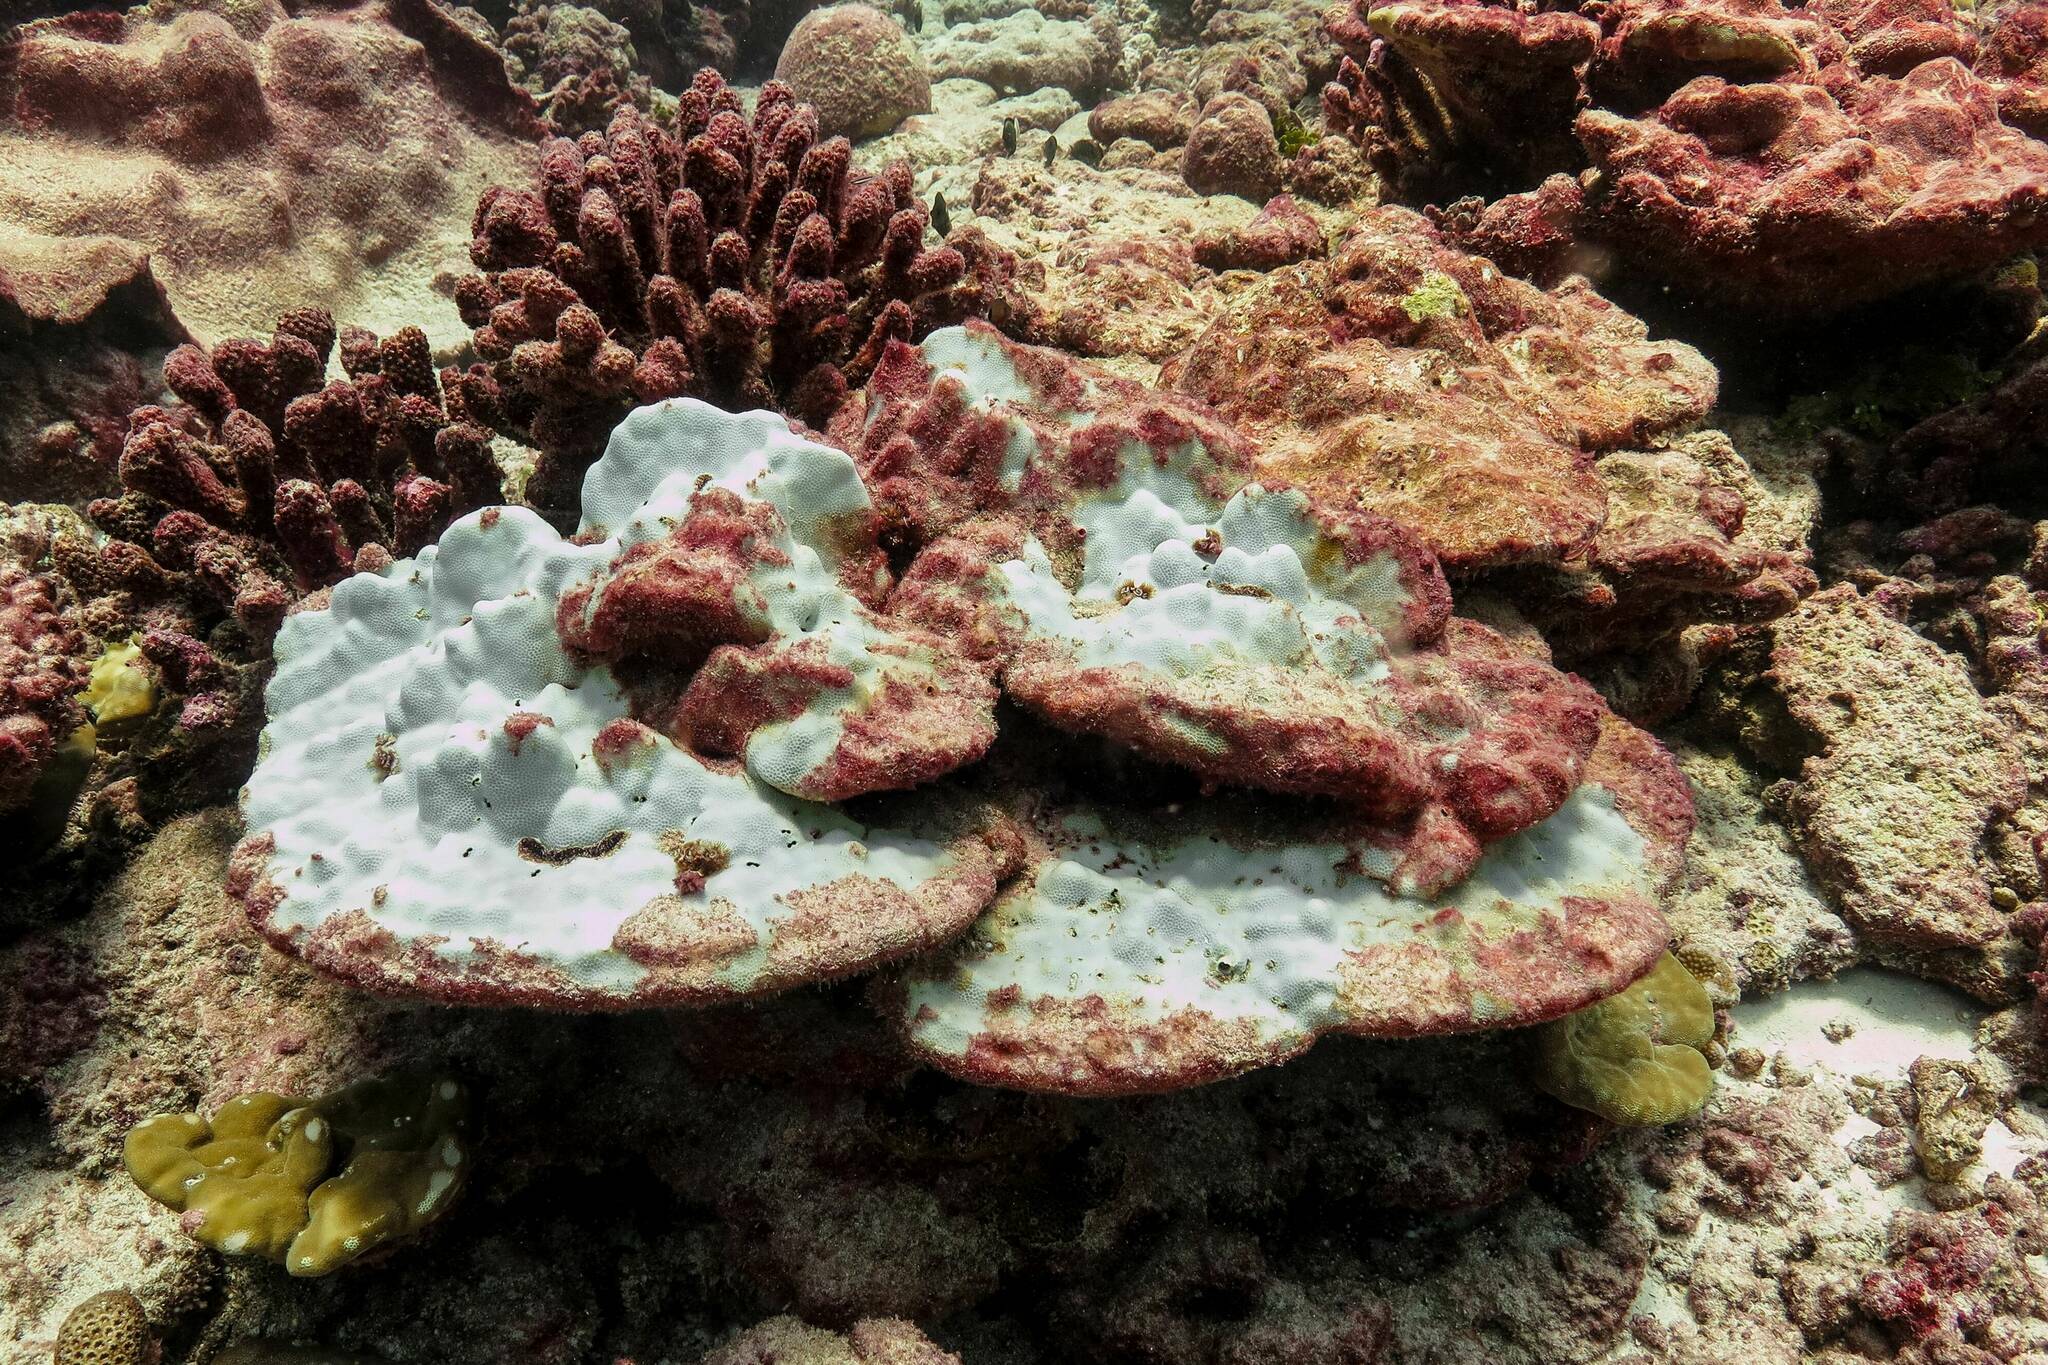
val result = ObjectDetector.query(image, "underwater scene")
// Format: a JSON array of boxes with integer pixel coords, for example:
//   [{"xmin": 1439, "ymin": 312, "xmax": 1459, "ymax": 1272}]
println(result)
[{"xmin": 4, "ymin": 0, "xmax": 2048, "ymax": 1359}]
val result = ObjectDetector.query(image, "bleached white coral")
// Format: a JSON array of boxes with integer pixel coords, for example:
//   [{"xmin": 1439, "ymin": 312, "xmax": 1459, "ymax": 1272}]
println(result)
[{"xmin": 234, "ymin": 399, "xmax": 1009, "ymax": 1008}]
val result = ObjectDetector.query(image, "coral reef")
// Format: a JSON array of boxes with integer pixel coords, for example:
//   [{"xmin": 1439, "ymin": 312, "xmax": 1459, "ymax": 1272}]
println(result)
[
  {"xmin": 11, "ymin": 0, "xmax": 2048, "ymax": 1356},
  {"xmin": 456, "ymin": 72, "xmax": 1015, "ymax": 520}
]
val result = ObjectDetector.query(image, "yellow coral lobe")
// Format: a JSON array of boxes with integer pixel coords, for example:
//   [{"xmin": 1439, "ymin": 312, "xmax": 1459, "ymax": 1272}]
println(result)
[
  {"xmin": 121, "ymin": 1073, "xmax": 470, "ymax": 1276},
  {"xmin": 84, "ymin": 638, "xmax": 155, "ymax": 727},
  {"xmin": 1534, "ymin": 951, "xmax": 1715, "ymax": 1126}
]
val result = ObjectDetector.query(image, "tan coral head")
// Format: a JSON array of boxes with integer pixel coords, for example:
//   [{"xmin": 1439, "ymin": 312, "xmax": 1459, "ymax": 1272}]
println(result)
[{"xmin": 1534, "ymin": 951, "xmax": 1715, "ymax": 1126}]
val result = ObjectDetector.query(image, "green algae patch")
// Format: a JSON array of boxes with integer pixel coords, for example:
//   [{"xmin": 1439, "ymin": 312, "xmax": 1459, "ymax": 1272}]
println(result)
[
  {"xmin": 1534, "ymin": 952, "xmax": 1714, "ymax": 1126},
  {"xmin": 1399, "ymin": 271, "xmax": 1468, "ymax": 323},
  {"xmin": 123, "ymin": 1072, "xmax": 471, "ymax": 1275}
]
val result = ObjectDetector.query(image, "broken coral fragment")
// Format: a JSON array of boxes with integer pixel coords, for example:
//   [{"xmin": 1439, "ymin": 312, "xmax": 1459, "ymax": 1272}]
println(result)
[
  {"xmin": 233, "ymin": 399, "xmax": 1014, "ymax": 1008},
  {"xmin": 1534, "ymin": 950, "xmax": 1714, "ymax": 1126},
  {"xmin": 886, "ymin": 714, "xmax": 1691, "ymax": 1096},
  {"xmin": 123, "ymin": 1072, "xmax": 471, "ymax": 1276}
]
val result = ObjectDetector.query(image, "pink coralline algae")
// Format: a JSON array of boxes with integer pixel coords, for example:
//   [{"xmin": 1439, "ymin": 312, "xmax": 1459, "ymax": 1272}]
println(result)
[
  {"xmin": 457, "ymin": 72, "xmax": 1025, "ymax": 522},
  {"xmin": 0, "ymin": 561, "xmax": 90, "ymax": 813},
  {"xmin": 840, "ymin": 322, "xmax": 1608, "ymax": 865},
  {"xmin": 1327, "ymin": 0, "xmax": 2048, "ymax": 315}
]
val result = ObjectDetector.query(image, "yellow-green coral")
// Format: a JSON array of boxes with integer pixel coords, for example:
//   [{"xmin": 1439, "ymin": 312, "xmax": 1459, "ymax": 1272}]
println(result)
[
  {"xmin": 83, "ymin": 638, "xmax": 155, "ymax": 728},
  {"xmin": 123, "ymin": 1073, "xmax": 470, "ymax": 1276},
  {"xmin": 1534, "ymin": 952, "xmax": 1715, "ymax": 1126}
]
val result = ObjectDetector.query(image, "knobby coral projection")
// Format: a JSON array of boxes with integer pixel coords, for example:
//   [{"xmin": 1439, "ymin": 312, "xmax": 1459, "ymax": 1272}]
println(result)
[
  {"xmin": 229, "ymin": 322, "xmax": 1698, "ymax": 1103},
  {"xmin": 456, "ymin": 68, "xmax": 1028, "ymax": 523}
]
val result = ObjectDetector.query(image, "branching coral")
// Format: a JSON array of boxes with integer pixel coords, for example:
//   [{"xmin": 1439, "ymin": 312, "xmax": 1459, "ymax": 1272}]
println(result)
[
  {"xmin": 123, "ymin": 1072, "xmax": 471, "ymax": 1276},
  {"xmin": 456, "ymin": 71, "xmax": 1022, "ymax": 522}
]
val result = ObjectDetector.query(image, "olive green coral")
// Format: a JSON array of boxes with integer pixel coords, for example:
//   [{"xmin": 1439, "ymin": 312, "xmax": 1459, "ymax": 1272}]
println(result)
[
  {"xmin": 1534, "ymin": 952, "xmax": 1715, "ymax": 1126},
  {"xmin": 122, "ymin": 1073, "xmax": 470, "ymax": 1276},
  {"xmin": 54, "ymin": 1290, "xmax": 153, "ymax": 1365}
]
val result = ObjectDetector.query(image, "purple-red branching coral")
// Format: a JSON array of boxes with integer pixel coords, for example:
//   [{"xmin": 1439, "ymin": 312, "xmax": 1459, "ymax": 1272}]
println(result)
[
  {"xmin": 456, "ymin": 68, "xmax": 1026, "ymax": 523},
  {"xmin": 95, "ymin": 308, "xmax": 505, "ymax": 645}
]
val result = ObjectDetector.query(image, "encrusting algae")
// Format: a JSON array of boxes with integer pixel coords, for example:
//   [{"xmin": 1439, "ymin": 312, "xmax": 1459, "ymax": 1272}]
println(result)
[{"xmin": 122, "ymin": 1072, "xmax": 471, "ymax": 1276}]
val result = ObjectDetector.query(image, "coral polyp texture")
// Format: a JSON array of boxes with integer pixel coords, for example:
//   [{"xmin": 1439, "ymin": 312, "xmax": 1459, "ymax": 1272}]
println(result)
[
  {"xmin": 123, "ymin": 1072, "xmax": 471, "ymax": 1276},
  {"xmin": 232, "ymin": 398, "xmax": 1015, "ymax": 1008},
  {"xmin": 1326, "ymin": 0, "xmax": 2048, "ymax": 314},
  {"xmin": 456, "ymin": 71, "xmax": 1019, "ymax": 522},
  {"xmin": 1533, "ymin": 949, "xmax": 1715, "ymax": 1126}
]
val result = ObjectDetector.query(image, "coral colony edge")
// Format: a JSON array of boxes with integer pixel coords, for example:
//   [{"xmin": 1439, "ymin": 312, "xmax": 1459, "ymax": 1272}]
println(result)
[{"xmin": 4, "ymin": 0, "xmax": 2048, "ymax": 1362}]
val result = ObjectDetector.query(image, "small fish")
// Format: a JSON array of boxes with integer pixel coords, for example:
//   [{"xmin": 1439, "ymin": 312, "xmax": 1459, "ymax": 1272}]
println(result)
[
  {"xmin": 1001, "ymin": 117, "xmax": 1017, "ymax": 156},
  {"xmin": 931, "ymin": 191, "xmax": 951, "ymax": 237},
  {"xmin": 1043, "ymin": 134, "xmax": 1057, "ymax": 167},
  {"xmin": 1069, "ymin": 138, "xmax": 1103, "ymax": 168},
  {"xmin": 906, "ymin": 4, "xmax": 923, "ymax": 32}
]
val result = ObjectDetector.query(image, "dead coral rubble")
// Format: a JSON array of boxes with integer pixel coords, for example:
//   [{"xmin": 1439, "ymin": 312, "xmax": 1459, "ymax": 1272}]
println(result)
[{"xmin": 457, "ymin": 72, "xmax": 1025, "ymax": 522}]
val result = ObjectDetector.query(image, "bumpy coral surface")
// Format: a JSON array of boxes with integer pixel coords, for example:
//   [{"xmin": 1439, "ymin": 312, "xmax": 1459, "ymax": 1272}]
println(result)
[
  {"xmin": 457, "ymin": 72, "xmax": 1013, "ymax": 521},
  {"xmin": 1163, "ymin": 207, "xmax": 1718, "ymax": 572},
  {"xmin": 124, "ymin": 1073, "xmax": 470, "ymax": 1276},
  {"xmin": 0, "ymin": 0, "xmax": 542, "ymax": 349},
  {"xmin": 232, "ymin": 398, "xmax": 1016, "ymax": 1009},
  {"xmin": 0, "ymin": 559, "xmax": 91, "ymax": 812},
  {"xmin": 774, "ymin": 5, "xmax": 932, "ymax": 140},
  {"xmin": 1328, "ymin": 0, "xmax": 2048, "ymax": 314}
]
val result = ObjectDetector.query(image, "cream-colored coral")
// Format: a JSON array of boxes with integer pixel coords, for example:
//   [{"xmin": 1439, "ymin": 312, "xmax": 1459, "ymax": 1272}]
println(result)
[{"xmin": 1534, "ymin": 951, "xmax": 1715, "ymax": 1126}]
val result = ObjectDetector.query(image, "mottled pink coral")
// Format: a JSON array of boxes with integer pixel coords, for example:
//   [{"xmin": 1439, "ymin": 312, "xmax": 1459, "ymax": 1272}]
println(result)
[
  {"xmin": 1326, "ymin": 0, "xmax": 2048, "ymax": 314},
  {"xmin": 1162, "ymin": 206, "xmax": 1718, "ymax": 572},
  {"xmin": 0, "ymin": 562, "xmax": 91, "ymax": 812}
]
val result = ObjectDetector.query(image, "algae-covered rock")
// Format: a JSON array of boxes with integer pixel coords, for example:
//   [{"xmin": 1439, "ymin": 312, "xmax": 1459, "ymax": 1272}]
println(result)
[
  {"xmin": 1534, "ymin": 951, "xmax": 1714, "ymax": 1126},
  {"xmin": 122, "ymin": 1072, "xmax": 470, "ymax": 1276}
]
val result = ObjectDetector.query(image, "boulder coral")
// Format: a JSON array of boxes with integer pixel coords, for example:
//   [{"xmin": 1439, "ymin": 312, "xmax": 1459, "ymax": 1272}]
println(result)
[
  {"xmin": 0, "ymin": 0, "xmax": 543, "ymax": 349},
  {"xmin": 774, "ymin": 5, "xmax": 932, "ymax": 140}
]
